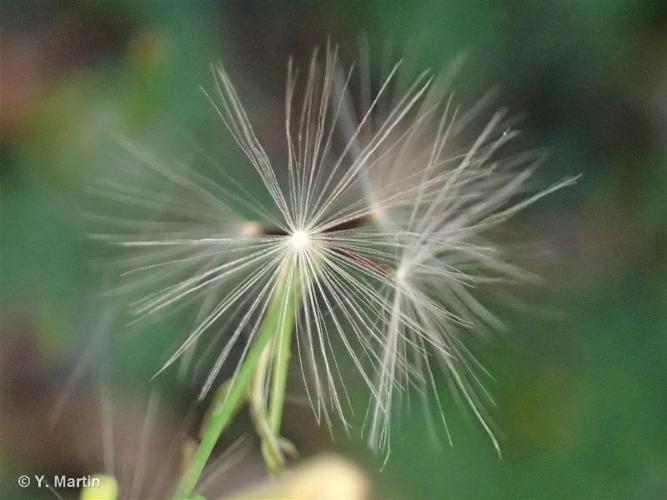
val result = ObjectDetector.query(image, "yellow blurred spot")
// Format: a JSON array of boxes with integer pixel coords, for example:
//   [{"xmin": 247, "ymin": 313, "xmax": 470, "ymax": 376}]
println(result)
[
  {"xmin": 370, "ymin": 204, "xmax": 386, "ymax": 223},
  {"xmin": 235, "ymin": 454, "xmax": 369, "ymax": 500},
  {"xmin": 80, "ymin": 474, "xmax": 118, "ymax": 500},
  {"xmin": 241, "ymin": 221, "xmax": 263, "ymax": 237}
]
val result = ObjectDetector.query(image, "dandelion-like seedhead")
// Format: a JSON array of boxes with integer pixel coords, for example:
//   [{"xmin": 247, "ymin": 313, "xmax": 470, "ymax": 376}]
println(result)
[{"xmin": 91, "ymin": 44, "xmax": 576, "ymax": 457}]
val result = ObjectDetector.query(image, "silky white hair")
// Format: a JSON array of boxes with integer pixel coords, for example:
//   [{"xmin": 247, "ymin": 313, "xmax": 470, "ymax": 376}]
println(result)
[{"xmin": 91, "ymin": 43, "xmax": 577, "ymax": 458}]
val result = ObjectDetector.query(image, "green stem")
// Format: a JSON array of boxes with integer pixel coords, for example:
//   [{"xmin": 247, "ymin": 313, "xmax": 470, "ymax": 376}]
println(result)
[
  {"xmin": 269, "ymin": 267, "xmax": 298, "ymax": 434},
  {"xmin": 249, "ymin": 264, "xmax": 301, "ymax": 474},
  {"xmin": 249, "ymin": 345, "xmax": 282, "ymax": 470},
  {"xmin": 172, "ymin": 263, "xmax": 299, "ymax": 500}
]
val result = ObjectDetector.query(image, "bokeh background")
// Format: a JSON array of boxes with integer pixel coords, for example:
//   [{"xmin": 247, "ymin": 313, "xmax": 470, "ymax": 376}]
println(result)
[{"xmin": 1, "ymin": 2, "xmax": 665, "ymax": 499}]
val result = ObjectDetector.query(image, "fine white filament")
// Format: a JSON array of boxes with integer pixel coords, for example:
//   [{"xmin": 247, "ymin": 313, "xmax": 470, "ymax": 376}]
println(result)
[{"xmin": 92, "ymin": 43, "xmax": 577, "ymax": 458}]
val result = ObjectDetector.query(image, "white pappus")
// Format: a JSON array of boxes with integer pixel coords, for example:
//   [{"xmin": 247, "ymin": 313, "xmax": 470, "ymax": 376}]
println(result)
[{"xmin": 90, "ymin": 43, "xmax": 577, "ymax": 460}]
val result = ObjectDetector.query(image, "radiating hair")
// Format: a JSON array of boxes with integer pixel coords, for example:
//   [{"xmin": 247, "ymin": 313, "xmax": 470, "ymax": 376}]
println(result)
[{"xmin": 91, "ymin": 43, "xmax": 577, "ymax": 457}]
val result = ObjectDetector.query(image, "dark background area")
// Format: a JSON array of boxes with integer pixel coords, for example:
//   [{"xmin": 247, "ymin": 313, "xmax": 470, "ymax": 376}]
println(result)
[{"xmin": 1, "ymin": 2, "xmax": 665, "ymax": 499}]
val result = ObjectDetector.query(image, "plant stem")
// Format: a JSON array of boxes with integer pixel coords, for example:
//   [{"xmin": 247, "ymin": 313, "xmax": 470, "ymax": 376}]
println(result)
[
  {"xmin": 269, "ymin": 266, "xmax": 298, "ymax": 434},
  {"xmin": 249, "ymin": 344, "xmax": 285, "ymax": 472},
  {"xmin": 172, "ymin": 263, "xmax": 299, "ymax": 500},
  {"xmin": 250, "ymin": 263, "xmax": 301, "ymax": 473}
]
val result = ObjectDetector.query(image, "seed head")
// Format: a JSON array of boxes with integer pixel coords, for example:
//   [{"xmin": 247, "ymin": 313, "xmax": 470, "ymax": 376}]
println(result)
[{"xmin": 91, "ymin": 42, "xmax": 577, "ymax": 458}]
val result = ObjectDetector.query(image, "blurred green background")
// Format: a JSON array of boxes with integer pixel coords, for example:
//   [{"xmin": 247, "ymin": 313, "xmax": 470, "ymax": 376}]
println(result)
[{"xmin": 1, "ymin": 1, "xmax": 665, "ymax": 499}]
